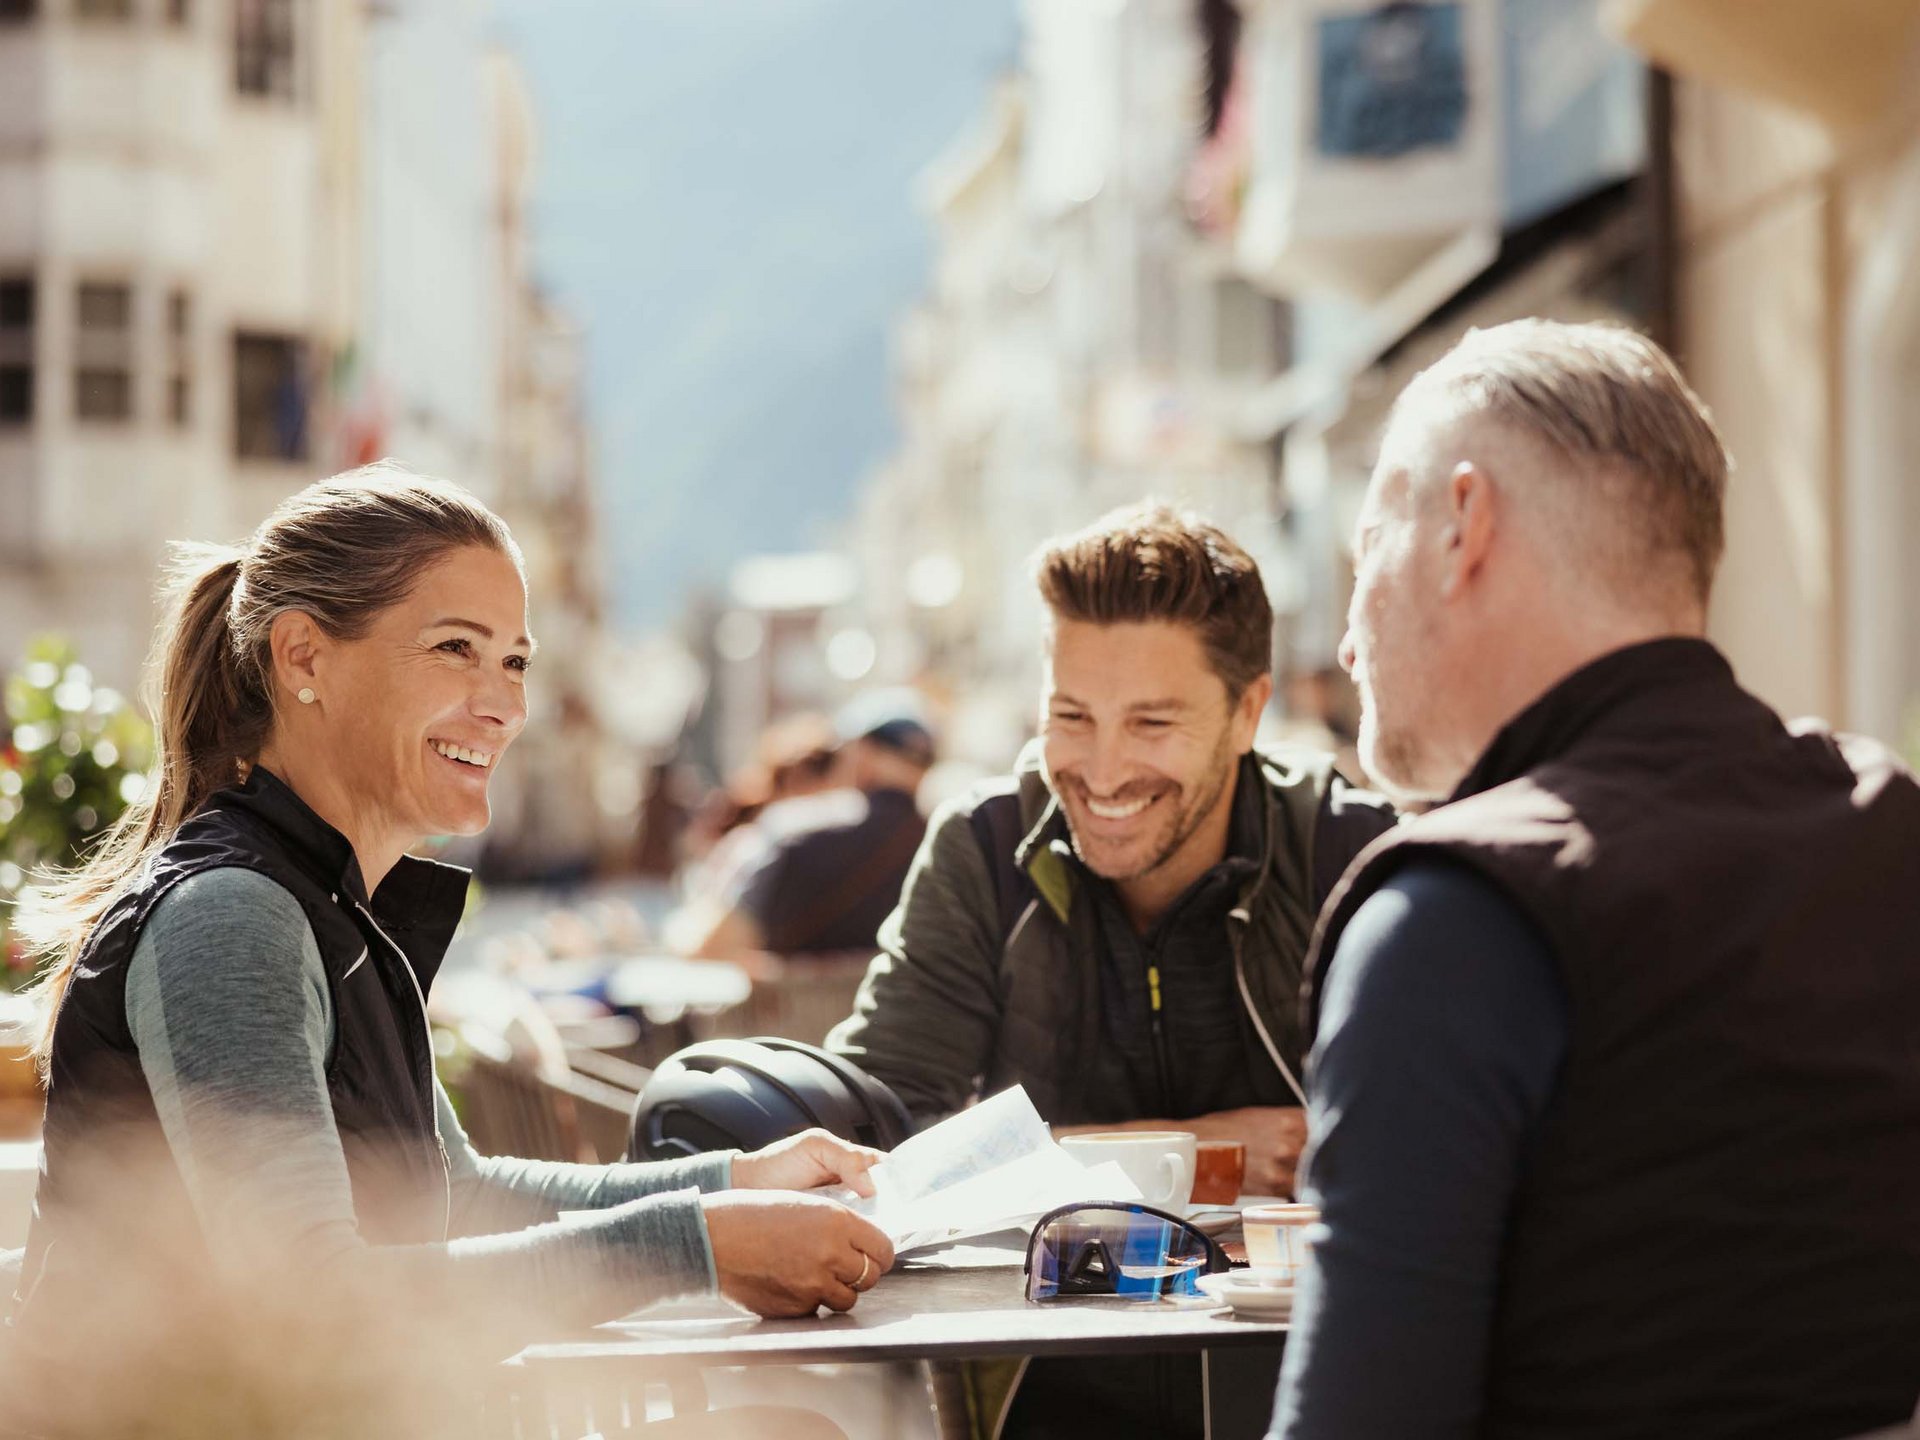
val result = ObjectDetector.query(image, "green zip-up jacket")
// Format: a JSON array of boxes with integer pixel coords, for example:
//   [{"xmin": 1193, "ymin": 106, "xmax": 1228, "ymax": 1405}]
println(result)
[{"xmin": 826, "ymin": 741, "xmax": 1396, "ymax": 1126}]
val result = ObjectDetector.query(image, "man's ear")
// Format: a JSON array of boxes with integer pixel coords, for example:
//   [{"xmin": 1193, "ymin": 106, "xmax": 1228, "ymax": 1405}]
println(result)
[
  {"xmin": 1232, "ymin": 672, "xmax": 1274, "ymax": 752},
  {"xmin": 267, "ymin": 610, "xmax": 325, "ymax": 704},
  {"xmin": 1440, "ymin": 461, "xmax": 1496, "ymax": 600}
]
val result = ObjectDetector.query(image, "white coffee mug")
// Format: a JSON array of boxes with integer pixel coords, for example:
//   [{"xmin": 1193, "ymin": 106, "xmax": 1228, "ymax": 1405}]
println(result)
[{"xmin": 1058, "ymin": 1130, "xmax": 1197, "ymax": 1208}]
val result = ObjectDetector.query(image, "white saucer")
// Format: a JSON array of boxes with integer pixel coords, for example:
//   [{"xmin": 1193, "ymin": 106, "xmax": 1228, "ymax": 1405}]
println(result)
[
  {"xmin": 603, "ymin": 1295, "xmax": 760, "ymax": 1335},
  {"xmin": 1196, "ymin": 1269, "xmax": 1296, "ymax": 1320},
  {"xmin": 1184, "ymin": 1207, "xmax": 1242, "ymax": 1237},
  {"xmin": 1182, "ymin": 1196, "xmax": 1289, "ymax": 1236}
]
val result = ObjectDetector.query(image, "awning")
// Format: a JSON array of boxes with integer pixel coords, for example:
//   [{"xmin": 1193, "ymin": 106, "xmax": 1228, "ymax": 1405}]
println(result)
[
  {"xmin": 1234, "ymin": 225, "xmax": 1500, "ymax": 441},
  {"xmin": 1609, "ymin": 0, "xmax": 1920, "ymax": 131}
]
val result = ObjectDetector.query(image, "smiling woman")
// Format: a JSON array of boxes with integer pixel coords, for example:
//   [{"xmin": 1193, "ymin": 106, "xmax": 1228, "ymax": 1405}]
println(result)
[
  {"xmin": 248, "ymin": 542, "xmax": 536, "ymax": 894},
  {"xmin": 2, "ymin": 462, "xmax": 893, "ymax": 1437}
]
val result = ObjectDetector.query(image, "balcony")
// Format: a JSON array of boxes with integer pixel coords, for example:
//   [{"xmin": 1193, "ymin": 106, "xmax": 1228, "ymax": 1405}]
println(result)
[{"xmin": 1233, "ymin": 0, "xmax": 1503, "ymax": 301}]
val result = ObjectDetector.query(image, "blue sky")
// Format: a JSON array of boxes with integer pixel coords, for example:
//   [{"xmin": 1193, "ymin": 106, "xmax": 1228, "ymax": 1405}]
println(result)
[{"xmin": 491, "ymin": 1, "xmax": 1022, "ymax": 632}]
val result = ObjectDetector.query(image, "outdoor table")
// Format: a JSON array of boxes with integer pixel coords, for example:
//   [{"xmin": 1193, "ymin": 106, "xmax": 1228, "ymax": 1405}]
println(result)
[
  {"xmin": 601, "ymin": 955, "xmax": 753, "ymax": 1016},
  {"xmin": 511, "ymin": 1251, "xmax": 1289, "ymax": 1439}
]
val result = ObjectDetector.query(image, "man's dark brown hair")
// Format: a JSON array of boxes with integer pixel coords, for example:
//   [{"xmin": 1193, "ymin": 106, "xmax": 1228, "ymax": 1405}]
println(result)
[{"xmin": 1035, "ymin": 501, "xmax": 1274, "ymax": 697}]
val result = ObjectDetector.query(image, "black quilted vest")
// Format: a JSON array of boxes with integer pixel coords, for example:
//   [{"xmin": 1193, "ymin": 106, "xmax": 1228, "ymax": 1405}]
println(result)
[
  {"xmin": 1305, "ymin": 639, "xmax": 1920, "ymax": 1439},
  {"xmin": 11, "ymin": 765, "xmax": 467, "ymax": 1329}
]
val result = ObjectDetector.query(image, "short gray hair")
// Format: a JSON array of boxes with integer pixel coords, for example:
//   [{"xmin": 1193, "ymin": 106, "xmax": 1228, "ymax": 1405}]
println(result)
[{"xmin": 1398, "ymin": 319, "xmax": 1729, "ymax": 604}]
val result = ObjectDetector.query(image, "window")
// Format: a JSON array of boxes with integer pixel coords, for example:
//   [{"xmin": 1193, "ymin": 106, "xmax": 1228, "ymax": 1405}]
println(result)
[
  {"xmin": 233, "ymin": 331, "xmax": 308, "ymax": 461},
  {"xmin": 77, "ymin": 283, "xmax": 130, "ymax": 332},
  {"xmin": 76, "ymin": 370, "xmax": 131, "ymax": 420},
  {"xmin": 235, "ymin": 0, "xmax": 298, "ymax": 101},
  {"xmin": 166, "ymin": 287, "xmax": 191, "ymax": 427},
  {"xmin": 74, "ymin": 280, "xmax": 132, "ymax": 423},
  {"xmin": 0, "ymin": 369, "xmax": 29, "ymax": 424},
  {"xmin": 1316, "ymin": 3, "xmax": 1467, "ymax": 160},
  {"xmin": 0, "ymin": 278, "xmax": 31, "ymax": 330},
  {"xmin": 0, "ymin": 275, "xmax": 31, "ymax": 426}
]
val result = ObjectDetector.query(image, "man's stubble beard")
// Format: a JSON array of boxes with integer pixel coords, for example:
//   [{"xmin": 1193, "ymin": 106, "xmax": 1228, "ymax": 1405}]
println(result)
[{"xmin": 1066, "ymin": 726, "xmax": 1239, "ymax": 884}]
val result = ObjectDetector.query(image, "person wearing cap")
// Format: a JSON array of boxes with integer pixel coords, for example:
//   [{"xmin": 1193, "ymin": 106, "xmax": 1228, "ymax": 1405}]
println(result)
[{"xmin": 680, "ymin": 690, "xmax": 936, "ymax": 960}]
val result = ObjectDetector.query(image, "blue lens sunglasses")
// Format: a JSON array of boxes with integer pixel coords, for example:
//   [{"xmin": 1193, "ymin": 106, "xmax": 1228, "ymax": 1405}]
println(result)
[{"xmin": 1023, "ymin": 1200, "xmax": 1231, "ymax": 1303}]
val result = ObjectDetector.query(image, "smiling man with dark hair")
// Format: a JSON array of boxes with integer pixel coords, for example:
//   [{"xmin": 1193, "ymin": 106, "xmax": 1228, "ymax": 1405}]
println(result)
[
  {"xmin": 831, "ymin": 504, "xmax": 1392, "ymax": 1187},
  {"xmin": 826, "ymin": 502, "xmax": 1394, "ymax": 1438}
]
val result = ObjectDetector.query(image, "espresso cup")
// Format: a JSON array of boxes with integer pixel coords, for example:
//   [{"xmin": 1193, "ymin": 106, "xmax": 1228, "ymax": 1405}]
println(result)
[
  {"xmin": 1191, "ymin": 1140, "xmax": 1247, "ymax": 1206},
  {"xmin": 1058, "ymin": 1131, "xmax": 1197, "ymax": 1209},
  {"xmin": 1240, "ymin": 1202, "xmax": 1319, "ymax": 1283}
]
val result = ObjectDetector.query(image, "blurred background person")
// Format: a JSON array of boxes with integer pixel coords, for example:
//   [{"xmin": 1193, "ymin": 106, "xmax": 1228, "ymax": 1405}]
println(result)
[
  {"xmin": 673, "ymin": 691, "xmax": 935, "ymax": 962},
  {"xmin": 678, "ymin": 711, "xmax": 841, "ymax": 883}
]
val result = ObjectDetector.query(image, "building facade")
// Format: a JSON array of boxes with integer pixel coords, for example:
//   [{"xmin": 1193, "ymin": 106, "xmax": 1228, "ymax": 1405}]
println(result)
[
  {"xmin": 1618, "ymin": 0, "xmax": 1920, "ymax": 750},
  {"xmin": 0, "ymin": 0, "xmax": 362, "ymax": 687},
  {"xmin": 0, "ymin": 0, "xmax": 627, "ymax": 876},
  {"xmin": 848, "ymin": 0, "xmax": 1293, "ymax": 767}
]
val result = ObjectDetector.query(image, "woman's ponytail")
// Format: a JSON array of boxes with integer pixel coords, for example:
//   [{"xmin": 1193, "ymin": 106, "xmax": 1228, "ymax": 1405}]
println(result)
[{"xmin": 18, "ymin": 544, "xmax": 259, "ymax": 1077}]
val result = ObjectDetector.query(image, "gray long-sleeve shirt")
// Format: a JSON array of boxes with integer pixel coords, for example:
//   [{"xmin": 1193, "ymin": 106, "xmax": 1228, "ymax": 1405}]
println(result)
[{"xmin": 118, "ymin": 865, "xmax": 733, "ymax": 1337}]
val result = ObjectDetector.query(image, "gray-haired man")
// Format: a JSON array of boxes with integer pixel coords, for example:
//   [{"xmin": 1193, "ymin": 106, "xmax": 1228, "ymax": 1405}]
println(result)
[{"xmin": 1271, "ymin": 320, "xmax": 1920, "ymax": 1439}]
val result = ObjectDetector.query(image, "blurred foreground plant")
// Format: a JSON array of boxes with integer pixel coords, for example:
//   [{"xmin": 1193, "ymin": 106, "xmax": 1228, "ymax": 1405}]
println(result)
[{"xmin": 0, "ymin": 637, "xmax": 153, "ymax": 993}]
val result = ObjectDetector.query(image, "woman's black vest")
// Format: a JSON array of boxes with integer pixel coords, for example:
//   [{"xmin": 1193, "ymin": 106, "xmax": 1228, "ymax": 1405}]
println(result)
[{"xmin": 10, "ymin": 765, "xmax": 468, "ymax": 1328}]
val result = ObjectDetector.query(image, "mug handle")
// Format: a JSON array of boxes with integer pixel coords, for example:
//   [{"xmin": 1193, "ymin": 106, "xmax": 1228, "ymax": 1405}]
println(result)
[{"xmin": 1155, "ymin": 1151, "xmax": 1191, "ymax": 1207}]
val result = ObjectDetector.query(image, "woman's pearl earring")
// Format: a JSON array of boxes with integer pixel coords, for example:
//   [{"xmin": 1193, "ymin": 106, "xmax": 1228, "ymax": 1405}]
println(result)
[{"xmin": 297, "ymin": 688, "xmax": 316, "ymax": 706}]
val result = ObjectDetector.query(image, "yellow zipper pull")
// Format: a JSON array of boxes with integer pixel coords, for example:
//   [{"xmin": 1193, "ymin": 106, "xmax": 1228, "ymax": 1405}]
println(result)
[{"xmin": 1148, "ymin": 964, "xmax": 1163, "ymax": 1013}]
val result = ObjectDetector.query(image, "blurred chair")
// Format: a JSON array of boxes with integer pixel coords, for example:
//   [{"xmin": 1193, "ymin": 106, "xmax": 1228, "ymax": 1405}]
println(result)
[
  {"xmin": 564, "ymin": 1067, "xmax": 647, "ymax": 1167},
  {"xmin": 457, "ymin": 1027, "xmax": 590, "ymax": 1164},
  {"xmin": 700, "ymin": 951, "xmax": 873, "ymax": 1049},
  {"xmin": 566, "ymin": 1045, "xmax": 652, "ymax": 1097},
  {"xmin": 552, "ymin": 1012, "xmax": 647, "ymax": 1056},
  {"xmin": 457, "ymin": 1025, "xmax": 651, "ymax": 1167}
]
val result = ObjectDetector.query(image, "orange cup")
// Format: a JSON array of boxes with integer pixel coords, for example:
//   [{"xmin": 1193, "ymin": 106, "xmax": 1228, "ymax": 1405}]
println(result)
[{"xmin": 1191, "ymin": 1139, "xmax": 1247, "ymax": 1205}]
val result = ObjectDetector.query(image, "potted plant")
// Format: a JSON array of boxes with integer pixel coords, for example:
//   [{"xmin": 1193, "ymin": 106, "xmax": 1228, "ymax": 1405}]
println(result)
[{"xmin": 0, "ymin": 639, "xmax": 152, "ymax": 1132}]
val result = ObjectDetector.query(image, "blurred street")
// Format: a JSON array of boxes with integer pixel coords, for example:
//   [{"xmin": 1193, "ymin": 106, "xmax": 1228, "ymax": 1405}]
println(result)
[{"xmin": 3, "ymin": 2, "xmax": 1920, "ymax": 1436}]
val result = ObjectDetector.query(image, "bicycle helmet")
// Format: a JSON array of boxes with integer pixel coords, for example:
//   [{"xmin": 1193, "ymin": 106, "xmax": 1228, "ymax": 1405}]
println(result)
[{"xmin": 627, "ymin": 1037, "xmax": 914, "ymax": 1161}]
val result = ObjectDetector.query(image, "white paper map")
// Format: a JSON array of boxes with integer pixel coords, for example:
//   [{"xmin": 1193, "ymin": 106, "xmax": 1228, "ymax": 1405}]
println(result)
[{"xmin": 832, "ymin": 1086, "xmax": 1142, "ymax": 1253}]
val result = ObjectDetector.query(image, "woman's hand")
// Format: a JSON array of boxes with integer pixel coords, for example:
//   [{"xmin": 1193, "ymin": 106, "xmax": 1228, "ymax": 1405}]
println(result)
[
  {"xmin": 702, "ymin": 1192, "xmax": 896, "ymax": 1317},
  {"xmin": 730, "ymin": 1128, "xmax": 884, "ymax": 1198}
]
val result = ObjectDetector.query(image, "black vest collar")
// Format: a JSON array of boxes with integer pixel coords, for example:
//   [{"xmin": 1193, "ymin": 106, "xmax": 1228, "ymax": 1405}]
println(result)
[
  {"xmin": 212, "ymin": 765, "xmax": 471, "ymax": 975},
  {"xmin": 1451, "ymin": 637, "xmax": 1736, "ymax": 803}
]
